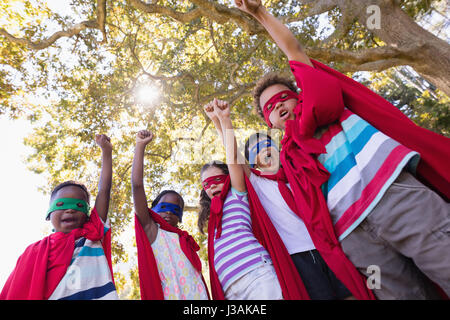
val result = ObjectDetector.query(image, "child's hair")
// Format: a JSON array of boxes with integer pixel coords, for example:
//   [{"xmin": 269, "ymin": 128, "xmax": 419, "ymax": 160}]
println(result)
[
  {"xmin": 252, "ymin": 72, "xmax": 298, "ymax": 120},
  {"xmin": 50, "ymin": 180, "xmax": 90, "ymax": 202},
  {"xmin": 244, "ymin": 132, "xmax": 274, "ymax": 164},
  {"xmin": 197, "ymin": 161, "xmax": 229, "ymax": 234},
  {"xmin": 151, "ymin": 190, "xmax": 185, "ymax": 211}
]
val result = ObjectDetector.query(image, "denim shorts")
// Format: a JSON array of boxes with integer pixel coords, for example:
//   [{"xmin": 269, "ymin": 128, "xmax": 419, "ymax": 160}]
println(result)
[{"xmin": 291, "ymin": 249, "xmax": 352, "ymax": 300}]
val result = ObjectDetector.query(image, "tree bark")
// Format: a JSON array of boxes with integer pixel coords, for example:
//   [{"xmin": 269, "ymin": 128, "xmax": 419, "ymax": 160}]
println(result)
[{"xmin": 351, "ymin": 0, "xmax": 450, "ymax": 95}]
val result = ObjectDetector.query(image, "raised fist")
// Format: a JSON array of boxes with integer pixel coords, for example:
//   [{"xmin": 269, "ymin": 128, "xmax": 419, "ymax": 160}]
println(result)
[
  {"xmin": 95, "ymin": 134, "xmax": 112, "ymax": 153},
  {"xmin": 235, "ymin": 0, "xmax": 262, "ymax": 15},
  {"xmin": 136, "ymin": 130, "xmax": 154, "ymax": 146}
]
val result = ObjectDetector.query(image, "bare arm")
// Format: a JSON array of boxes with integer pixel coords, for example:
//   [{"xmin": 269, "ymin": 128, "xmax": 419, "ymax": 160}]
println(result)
[
  {"xmin": 204, "ymin": 100, "xmax": 252, "ymax": 180},
  {"xmin": 131, "ymin": 130, "xmax": 158, "ymax": 244},
  {"xmin": 235, "ymin": 0, "xmax": 313, "ymax": 67},
  {"xmin": 213, "ymin": 100, "xmax": 247, "ymax": 193},
  {"xmin": 94, "ymin": 134, "xmax": 113, "ymax": 222},
  {"xmin": 204, "ymin": 99, "xmax": 224, "ymax": 142}
]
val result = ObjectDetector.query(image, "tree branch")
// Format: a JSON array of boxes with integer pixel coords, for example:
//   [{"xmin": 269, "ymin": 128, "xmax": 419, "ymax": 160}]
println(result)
[
  {"xmin": 0, "ymin": 20, "xmax": 99, "ymax": 50},
  {"xmin": 129, "ymin": 0, "xmax": 265, "ymax": 35},
  {"xmin": 129, "ymin": 0, "xmax": 204, "ymax": 23},
  {"xmin": 306, "ymin": 44, "xmax": 420, "ymax": 72},
  {"xmin": 97, "ymin": 0, "xmax": 108, "ymax": 43},
  {"xmin": 184, "ymin": 205, "xmax": 199, "ymax": 212},
  {"xmin": 0, "ymin": 0, "xmax": 107, "ymax": 49}
]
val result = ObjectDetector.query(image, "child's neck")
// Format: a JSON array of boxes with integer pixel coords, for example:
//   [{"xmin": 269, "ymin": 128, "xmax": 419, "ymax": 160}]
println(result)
[{"xmin": 258, "ymin": 167, "xmax": 278, "ymax": 175}]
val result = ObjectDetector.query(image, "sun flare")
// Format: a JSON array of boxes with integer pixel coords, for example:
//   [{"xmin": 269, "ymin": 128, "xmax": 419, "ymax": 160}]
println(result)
[{"xmin": 135, "ymin": 84, "xmax": 161, "ymax": 106}]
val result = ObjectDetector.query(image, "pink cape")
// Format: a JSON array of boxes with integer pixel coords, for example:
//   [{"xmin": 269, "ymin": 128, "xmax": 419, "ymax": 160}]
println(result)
[
  {"xmin": 0, "ymin": 208, "xmax": 113, "ymax": 300},
  {"xmin": 207, "ymin": 174, "xmax": 310, "ymax": 300},
  {"xmin": 134, "ymin": 208, "xmax": 210, "ymax": 300}
]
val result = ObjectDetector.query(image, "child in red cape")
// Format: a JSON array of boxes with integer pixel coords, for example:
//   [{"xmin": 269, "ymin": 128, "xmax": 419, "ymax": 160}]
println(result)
[
  {"xmin": 1, "ymin": 134, "xmax": 118, "ymax": 300},
  {"xmin": 235, "ymin": 0, "xmax": 450, "ymax": 299},
  {"xmin": 244, "ymin": 131, "xmax": 355, "ymax": 300},
  {"xmin": 199, "ymin": 100, "xmax": 309, "ymax": 300},
  {"xmin": 131, "ymin": 129, "xmax": 209, "ymax": 300}
]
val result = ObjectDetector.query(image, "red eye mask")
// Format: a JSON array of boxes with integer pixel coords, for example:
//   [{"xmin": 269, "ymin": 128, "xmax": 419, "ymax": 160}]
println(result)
[
  {"xmin": 263, "ymin": 90, "xmax": 298, "ymax": 128},
  {"xmin": 202, "ymin": 174, "xmax": 228, "ymax": 191}
]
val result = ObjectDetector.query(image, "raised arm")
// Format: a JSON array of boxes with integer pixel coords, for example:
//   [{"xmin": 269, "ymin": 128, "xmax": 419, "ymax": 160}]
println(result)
[
  {"xmin": 204, "ymin": 99, "xmax": 224, "ymax": 142},
  {"xmin": 235, "ymin": 0, "xmax": 313, "ymax": 67},
  {"xmin": 204, "ymin": 100, "xmax": 252, "ymax": 179},
  {"xmin": 213, "ymin": 100, "xmax": 247, "ymax": 193},
  {"xmin": 131, "ymin": 130, "xmax": 158, "ymax": 243},
  {"xmin": 94, "ymin": 134, "xmax": 113, "ymax": 222}
]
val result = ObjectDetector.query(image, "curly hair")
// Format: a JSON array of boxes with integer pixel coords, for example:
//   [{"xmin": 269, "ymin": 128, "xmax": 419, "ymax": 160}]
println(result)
[
  {"xmin": 50, "ymin": 180, "xmax": 90, "ymax": 203},
  {"xmin": 197, "ymin": 161, "xmax": 229, "ymax": 234},
  {"xmin": 252, "ymin": 72, "xmax": 298, "ymax": 120}
]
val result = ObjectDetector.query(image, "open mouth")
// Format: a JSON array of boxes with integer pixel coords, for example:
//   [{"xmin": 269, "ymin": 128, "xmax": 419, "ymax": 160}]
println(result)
[
  {"xmin": 279, "ymin": 109, "xmax": 289, "ymax": 119},
  {"xmin": 61, "ymin": 217, "xmax": 76, "ymax": 223},
  {"xmin": 212, "ymin": 190, "xmax": 221, "ymax": 197}
]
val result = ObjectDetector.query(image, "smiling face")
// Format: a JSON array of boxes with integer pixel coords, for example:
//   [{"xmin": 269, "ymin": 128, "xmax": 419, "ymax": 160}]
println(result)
[
  {"xmin": 201, "ymin": 166, "xmax": 226, "ymax": 200},
  {"xmin": 155, "ymin": 192, "xmax": 183, "ymax": 227},
  {"xmin": 260, "ymin": 84, "xmax": 297, "ymax": 130},
  {"xmin": 249, "ymin": 137, "xmax": 280, "ymax": 173},
  {"xmin": 49, "ymin": 186, "xmax": 89, "ymax": 234}
]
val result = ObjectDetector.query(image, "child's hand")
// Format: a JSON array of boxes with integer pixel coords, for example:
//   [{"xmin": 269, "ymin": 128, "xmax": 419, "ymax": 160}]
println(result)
[
  {"xmin": 136, "ymin": 130, "xmax": 154, "ymax": 146},
  {"xmin": 235, "ymin": 0, "xmax": 262, "ymax": 16},
  {"xmin": 95, "ymin": 134, "xmax": 112, "ymax": 153},
  {"xmin": 204, "ymin": 101, "xmax": 219, "ymax": 122},
  {"xmin": 213, "ymin": 99, "xmax": 231, "ymax": 120}
]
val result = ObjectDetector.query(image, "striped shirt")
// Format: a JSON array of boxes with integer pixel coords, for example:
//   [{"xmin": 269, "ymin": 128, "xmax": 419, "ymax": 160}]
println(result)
[
  {"xmin": 317, "ymin": 108, "xmax": 420, "ymax": 240},
  {"xmin": 213, "ymin": 188, "xmax": 272, "ymax": 293},
  {"xmin": 49, "ymin": 219, "xmax": 118, "ymax": 300},
  {"xmin": 318, "ymin": 108, "xmax": 419, "ymax": 240}
]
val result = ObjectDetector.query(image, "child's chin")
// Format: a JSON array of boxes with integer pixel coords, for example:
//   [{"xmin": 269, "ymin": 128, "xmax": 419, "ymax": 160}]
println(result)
[{"xmin": 58, "ymin": 223, "xmax": 83, "ymax": 233}]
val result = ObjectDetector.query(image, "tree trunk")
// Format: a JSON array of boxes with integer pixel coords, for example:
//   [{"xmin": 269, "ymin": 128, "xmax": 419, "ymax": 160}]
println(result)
[{"xmin": 355, "ymin": 1, "xmax": 450, "ymax": 96}]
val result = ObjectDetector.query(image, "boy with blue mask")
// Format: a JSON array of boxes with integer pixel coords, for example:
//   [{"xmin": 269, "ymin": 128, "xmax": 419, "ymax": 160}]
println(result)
[
  {"xmin": 131, "ymin": 129, "xmax": 209, "ymax": 300},
  {"xmin": 245, "ymin": 132, "xmax": 280, "ymax": 172},
  {"xmin": 244, "ymin": 132, "xmax": 354, "ymax": 300}
]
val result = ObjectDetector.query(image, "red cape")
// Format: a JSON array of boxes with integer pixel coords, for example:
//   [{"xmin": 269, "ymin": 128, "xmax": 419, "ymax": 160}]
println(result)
[
  {"xmin": 0, "ymin": 208, "xmax": 112, "ymax": 300},
  {"xmin": 290, "ymin": 59, "xmax": 450, "ymax": 200},
  {"xmin": 273, "ymin": 58, "xmax": 450, "ymax": 300},
  {"xmin": 207, "ymin": 174, "xmax": 310, "ymax": 300},
  {"xmin": 134, "ymin": 208, "xmax": 210, "ymax": 300}
]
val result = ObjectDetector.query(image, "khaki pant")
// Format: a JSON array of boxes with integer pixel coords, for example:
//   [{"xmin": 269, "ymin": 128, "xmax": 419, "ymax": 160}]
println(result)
[
  {"xmin": 341, "ymin": 171, "xmax": 450, "ymax": 299},
  {"xmin": 224, "ymin": 263, "xmax": 283, "ymax": 300}
]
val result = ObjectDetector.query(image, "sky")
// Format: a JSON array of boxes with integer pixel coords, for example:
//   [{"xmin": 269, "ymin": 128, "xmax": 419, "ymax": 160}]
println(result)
[{"xmin": 0, "ymin": 117, "xmax": 50, "ymax": 288}]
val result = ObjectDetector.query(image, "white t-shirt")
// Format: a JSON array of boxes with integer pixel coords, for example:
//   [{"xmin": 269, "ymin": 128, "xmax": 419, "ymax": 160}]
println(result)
[{"xmin": 249, "ymin": 172, "xmax": 315, "ymax": 254}]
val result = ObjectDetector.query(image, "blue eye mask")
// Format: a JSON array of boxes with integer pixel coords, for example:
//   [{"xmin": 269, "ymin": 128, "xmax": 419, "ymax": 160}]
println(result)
[
  {"xmin": 249, "ymin": 139, "xmax": 278, "ymax": 168},
  {"xmin": 152, "ymin": 202, "xmax": 183, "ymax": 222}
]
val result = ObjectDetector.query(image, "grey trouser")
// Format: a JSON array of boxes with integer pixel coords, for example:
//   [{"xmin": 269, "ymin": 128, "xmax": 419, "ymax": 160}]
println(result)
[{"xmin": 340, "ymin": 171, "xmax": 450, "ymax": 300}]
